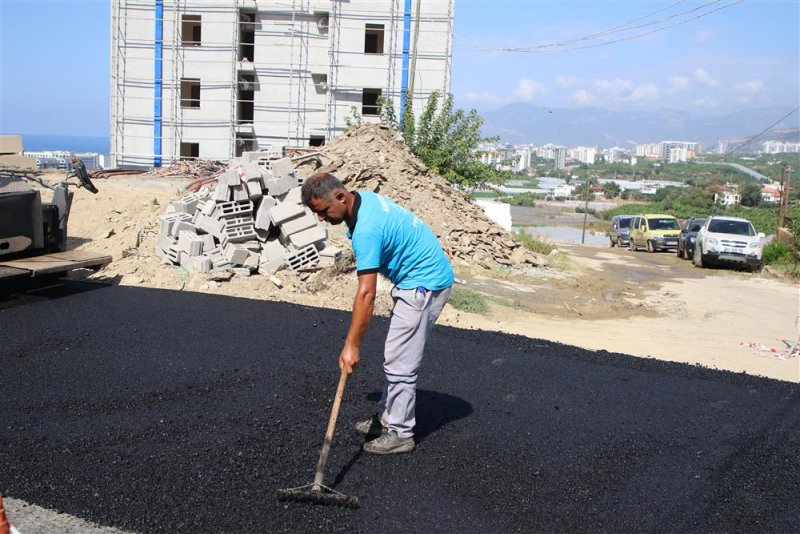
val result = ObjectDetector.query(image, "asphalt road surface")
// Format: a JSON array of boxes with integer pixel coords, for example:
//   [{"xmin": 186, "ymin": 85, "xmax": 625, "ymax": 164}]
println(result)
[{"xmin": 1, "ymin": 282, "xmax": 798, "ymax": 533}]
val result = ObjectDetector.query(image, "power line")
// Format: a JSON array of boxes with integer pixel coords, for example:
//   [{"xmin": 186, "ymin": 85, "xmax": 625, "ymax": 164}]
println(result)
[
  {"xmin": 455, "ymin": 0, "xmax": 743, "ymax": 54},
  {"xmin": 725, "ymin": 106, "xmax": 800, "ymax": 156},
  {"xmin": 458, "ymin": 0, "xmax": 696, "ymax": 51}
]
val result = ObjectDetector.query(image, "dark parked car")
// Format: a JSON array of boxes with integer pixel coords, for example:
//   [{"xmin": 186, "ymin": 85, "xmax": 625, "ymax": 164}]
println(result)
[
  {"xmin": 609, "ymin": 215, "xmax": 633, "ymax": 247},
  {"xmin": 676, "ymin": 218, "xmax": 706, "ymax": 259}
]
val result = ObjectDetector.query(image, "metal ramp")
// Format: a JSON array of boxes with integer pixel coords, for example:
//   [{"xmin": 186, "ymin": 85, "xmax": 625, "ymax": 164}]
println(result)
[{"xmin": 0, "ymin": 251, "xmax": 111, "ymax": 281}]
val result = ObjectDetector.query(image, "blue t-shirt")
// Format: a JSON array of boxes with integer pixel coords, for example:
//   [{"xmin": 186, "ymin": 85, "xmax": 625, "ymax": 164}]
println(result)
[{"xmin": 346, "ymin": 192, "xmax": 453, "ymax": 291}]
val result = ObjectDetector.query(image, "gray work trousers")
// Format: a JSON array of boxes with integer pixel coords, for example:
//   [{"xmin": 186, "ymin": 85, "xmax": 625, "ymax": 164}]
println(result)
[{"xmin": 378, "ymin": 285, "xmax": 451, "ymax": 439}]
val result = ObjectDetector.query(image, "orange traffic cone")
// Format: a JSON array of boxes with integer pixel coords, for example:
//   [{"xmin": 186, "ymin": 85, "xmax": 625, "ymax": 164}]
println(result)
[{"xmin": 0, "ymin": 494, "xmax": 10, "ymax": 534}]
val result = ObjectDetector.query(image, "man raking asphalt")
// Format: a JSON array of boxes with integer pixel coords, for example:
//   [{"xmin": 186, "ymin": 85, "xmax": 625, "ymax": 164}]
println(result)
[{"xmin": 277, "ymin": 173, "xmax": 453, "ymax": 507}]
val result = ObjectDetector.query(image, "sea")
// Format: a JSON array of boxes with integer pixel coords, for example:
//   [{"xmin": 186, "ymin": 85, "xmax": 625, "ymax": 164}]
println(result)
[{"xmin": 18, "ymin": 134, "xmax": 110, "ymax": 155}]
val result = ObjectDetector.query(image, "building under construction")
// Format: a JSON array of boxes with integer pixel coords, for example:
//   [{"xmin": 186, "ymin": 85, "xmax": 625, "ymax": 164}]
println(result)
[{"xmin": 110, "ymin": 0, "xmax": 454, "ymax": 168}]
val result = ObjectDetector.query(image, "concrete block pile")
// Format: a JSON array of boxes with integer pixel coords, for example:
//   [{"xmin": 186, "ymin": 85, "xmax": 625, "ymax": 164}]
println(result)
[{"xmin": 154, "ymin": 157, "xmax": 341, "ymax": 275}]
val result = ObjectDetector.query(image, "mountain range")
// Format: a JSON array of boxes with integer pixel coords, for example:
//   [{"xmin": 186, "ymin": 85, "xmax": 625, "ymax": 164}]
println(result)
[{"xmin": 479, "ymin": 104, "xmax": 800, "ymax": 149}]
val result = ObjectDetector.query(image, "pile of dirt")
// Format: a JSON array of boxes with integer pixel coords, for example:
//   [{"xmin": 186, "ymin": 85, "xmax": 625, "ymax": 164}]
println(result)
[
  {"xmin": 59, "ymin": 125, "xmax": 544, "ymax": 313},
  {"xmin": 295, "ymin": 124, "xmax": 544, "ymax": 269}
]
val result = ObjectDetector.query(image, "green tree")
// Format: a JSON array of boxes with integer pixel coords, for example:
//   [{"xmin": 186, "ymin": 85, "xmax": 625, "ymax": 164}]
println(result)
[
  {"xmin": 379, "ymin": 91, "xmax": 510, "ymax": 188},
  {"xmin": 739, "ymin": 183, "xmax": 762, "ymax": 207},
  {"xmin": 602, "ymin": 181, "xmax": 621, "ymax": 198}
]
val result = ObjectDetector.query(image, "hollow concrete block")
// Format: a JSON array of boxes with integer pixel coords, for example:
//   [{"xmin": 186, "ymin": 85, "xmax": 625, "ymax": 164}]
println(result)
[
  {"xmin": 288, "ymin": 226, "xmax": 326, "ymax": 250},
  {"xmin": 269, "ymin": 201, "xmax": 305, "ymax": 225}
]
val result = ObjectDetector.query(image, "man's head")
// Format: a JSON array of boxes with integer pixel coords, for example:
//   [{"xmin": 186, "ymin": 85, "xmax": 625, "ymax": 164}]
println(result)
[{"xmin": 301, "ymin": 173, "xmax": 351, "ymax": 225}]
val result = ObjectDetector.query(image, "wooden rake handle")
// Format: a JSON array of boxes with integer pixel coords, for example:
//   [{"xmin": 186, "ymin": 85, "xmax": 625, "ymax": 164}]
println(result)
[{"xmin": 312, "ymin": 367, "xmax": 349, "ymax": 490}]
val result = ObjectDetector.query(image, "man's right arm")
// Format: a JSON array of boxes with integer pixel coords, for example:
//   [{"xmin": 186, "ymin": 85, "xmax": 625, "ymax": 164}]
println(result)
[{"xmin": 339, "ymin": 271, "xmax": 377, "ymax": 374}]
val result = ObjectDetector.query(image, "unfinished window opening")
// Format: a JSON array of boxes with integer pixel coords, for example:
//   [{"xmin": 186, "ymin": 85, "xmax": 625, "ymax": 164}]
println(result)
[
  {"xmin": 181, "ymin": 15, "xmax": 201, "ymax": 46},
  {"xmin": 180, "ymin": 78, "xmax": 200, "ymax": 108},
  {"xmin": 364, "ymin": 23, "xmax": 385, "ymax": 54},
  {"xmin": 309, "ymin": 135, "xmax": 325, "ymax": 147},
  {"xmin": 180, "ymin": 142, "xmax": 199, "ymax": 160},
  {"xmin": 362, "ymin": 88, "xmax": 381, "ymax": 116},
  {"xmin": 237, "ymin": 75, "xmax": 255, "ymax": 124},
  {"xmin": 235, "ymin": 135, "xmax": 256, "ymax": 157},
  {"xmin": 239, "ymin": 13, "xmax": 256, "ymax": 61},
  {"xmin": 311, "ymin": 72, "xmax": 328, "ymax": 94}
]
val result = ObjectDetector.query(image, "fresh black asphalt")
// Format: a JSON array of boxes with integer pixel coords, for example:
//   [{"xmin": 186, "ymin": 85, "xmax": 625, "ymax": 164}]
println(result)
[{"xmin": 1, "ymin": 282, "xmax": 798, "ymax": 533}]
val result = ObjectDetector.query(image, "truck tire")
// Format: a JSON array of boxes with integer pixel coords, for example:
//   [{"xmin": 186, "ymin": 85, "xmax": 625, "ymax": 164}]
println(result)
[{"xmin": 646, "ymin": 240, "xmax": 655, "ymax": 253}]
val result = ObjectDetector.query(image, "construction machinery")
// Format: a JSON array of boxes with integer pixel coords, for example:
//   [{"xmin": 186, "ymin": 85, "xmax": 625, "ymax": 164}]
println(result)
[{"xmin": 0, "ymin": 161, "xmax": 111, "ymax": 288}]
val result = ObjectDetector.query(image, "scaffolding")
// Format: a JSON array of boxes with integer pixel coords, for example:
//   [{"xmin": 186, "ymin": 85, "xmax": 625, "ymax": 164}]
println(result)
[{"xmin": 110, "ymin": 0, "xmax": 453, "ymax": 167}]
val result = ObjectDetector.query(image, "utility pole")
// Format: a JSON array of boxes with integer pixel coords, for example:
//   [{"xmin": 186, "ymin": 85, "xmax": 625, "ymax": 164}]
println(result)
[
  {"xmin": 581, "ymin": 176, "xmax": 591, "ymax": 244},
  {"xmin": 407, "ymin": 0, "xmax": 423, "ymax": 104},
  {"xmin": 777, "ymin": 165, "xmax": 786, "ymax": 231}
]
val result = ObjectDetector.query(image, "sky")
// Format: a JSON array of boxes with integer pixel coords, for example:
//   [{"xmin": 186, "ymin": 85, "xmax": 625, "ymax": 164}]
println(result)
[{"xmin": 0, "ymin": 0, "xmax": 798, "ymax": 137}]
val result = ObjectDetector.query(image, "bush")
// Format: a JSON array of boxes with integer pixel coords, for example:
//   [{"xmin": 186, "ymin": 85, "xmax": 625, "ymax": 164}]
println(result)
[
  {"xmin": 763, "ymin": 241, "xmax": 792, "ymax": 265},
  {"xmin": 448, "ymin": 286, "xmax": 489, "ymax": 314},
  {"xmin": 499, "ymin": 193, "xmax": 543, "ymax": 207},
  {"xmin": 514, "ymin": 231, "xmax": 555, "ymax": 255}
]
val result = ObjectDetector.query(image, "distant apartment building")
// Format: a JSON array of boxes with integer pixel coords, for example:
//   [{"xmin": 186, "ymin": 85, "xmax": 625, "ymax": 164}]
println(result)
[
  {"xmin": 24, "ymin": 151, "xmax": 102, "ymax": 170},
  {"xmin": 761, "ymin": 140, "xmax": 800, "ymax": 154},
  {"xmin": 110, "ymin": 0, "xmax": 454, "ymax": 168},
  {"xmin": 553, "ymin": 147, "xmax": 567, "ymax": 170},
  {"xmin": 532, "ymin": 143, "xmax": 567, "ymax": 169},
  {"xmin": 568, "ymin": 146, "xmax": 597, "ymax": 165},
  {"xmin": 635, "ymin": 141, "xmax": 699, "ymax": 162},
  {"xmin": 660, "ymin": 141, "xmax": 699, "ymax": 163},
  {"xmin": 513, "ymin": 146, "xmax": 532, "ymax": 172},
  {"xmin": 635, "ymin": 143, "xmax": 661, "ymax": 159},
  {"xmin": 712, "ymin": 140, "xmax": 729, "ymax": 155},
  {"xmin": 604, "ymin": 146, "xmax": 629, "ymax": 164}
]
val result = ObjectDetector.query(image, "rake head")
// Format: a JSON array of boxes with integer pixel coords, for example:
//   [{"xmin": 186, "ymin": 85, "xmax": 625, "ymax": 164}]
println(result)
[{"xmin": 277, "ymin": 484, "xmax": 359, "ymax": 509}]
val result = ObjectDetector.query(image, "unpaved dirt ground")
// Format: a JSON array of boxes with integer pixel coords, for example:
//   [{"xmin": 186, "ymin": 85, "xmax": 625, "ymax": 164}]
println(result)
[
  {"xmin": 37, "ymin": 173, "xmax": 800, "ymax": 383},
  {"xmin": 450, "ymin": 243, "xmax": 799, "ymax": 383}
]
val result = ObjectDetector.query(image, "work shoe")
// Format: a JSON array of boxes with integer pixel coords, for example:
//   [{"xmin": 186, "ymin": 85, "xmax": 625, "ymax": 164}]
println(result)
[
  {"xmin": 363, "ymin": 430, "xmax": 415, "ymax": 455},
  {"xmin": 355, "ymin": 414, "xmax": 387, "ymax": 438}
]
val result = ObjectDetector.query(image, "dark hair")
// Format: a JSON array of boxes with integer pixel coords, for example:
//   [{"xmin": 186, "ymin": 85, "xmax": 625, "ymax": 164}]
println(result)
[{"xmin": 301, "ymin": 173, "xmax": 345, "ymax": 206}]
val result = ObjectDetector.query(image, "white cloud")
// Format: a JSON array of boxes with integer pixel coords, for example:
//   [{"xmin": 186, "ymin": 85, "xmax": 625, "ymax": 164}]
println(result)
[
  {"xmin": 570, "ymin": 89, "xmax": 595, "ymax": 106},
  {"xmin": 692, "ymin": 97, "xmax": 720, "ymax": 108},
  {"xmin": 556, "ymin": 77, "xmax": 660, "ymax": 105},
  {"xmin": 512, "ymin": 77, "xmax": 546, "ymax": 102},
  {"xmin": 461, "ymin": 91, "xmax": 503, "ymax": 106},
  {"xmin": 631, "ymin": 83, "xmax": 660, "ymax": 100},
  {"xmin": 734, "ymin": 79, "xmax": 767, "ymax": 95},
  {"xmin": 693, "ymin": 68, "xmax": 718, "ymax": 88},
  {"xmin": 669, "ymin": 76, "xmax": 691, "ymax": 91},
  {"xmin": 593, "ymin": 78, "xmax": 634, "ymax": 98},
  {"xmin": 555, "ymin": 75, "xmax": 581, "ymax": 88}
]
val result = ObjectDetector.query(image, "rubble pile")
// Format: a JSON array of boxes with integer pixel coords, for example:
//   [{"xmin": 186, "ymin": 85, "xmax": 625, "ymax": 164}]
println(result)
[
  {"xmin": 154, "ymin": 156, "xmax": 340, "ymax": 276},
  {"xmin": 150, "ymin": 160, "xmax": 227, "ymax": 180},
  {"xmin": 296, "ymin": 124, "xmax": 544, "ymax": 269}
]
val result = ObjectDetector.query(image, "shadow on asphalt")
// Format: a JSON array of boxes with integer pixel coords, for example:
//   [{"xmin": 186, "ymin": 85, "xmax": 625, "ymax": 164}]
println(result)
[
  {"xmin": 330, "ymin": 390, "xmax": 473, "ymax": 488},
  {"xmin": 365, "ymin": 389, "xmax": 474, "ymax": 443},
  {"xmin": 0, "ymin": 279, "xmax": 112, "ymax": 310},
  {"xmin": 1, "ymin": 282, "xmax": 798, "ymax": 533}
]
